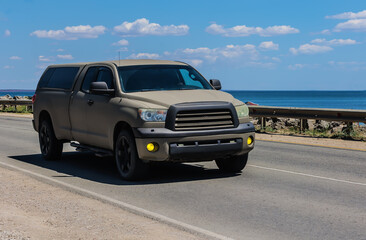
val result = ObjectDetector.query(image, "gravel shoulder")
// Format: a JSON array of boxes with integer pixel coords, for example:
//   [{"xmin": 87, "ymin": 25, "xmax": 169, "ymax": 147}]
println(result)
[
  {"xmin": 0, "ymin": 166, "xmax": 202, "ymax": 240},
  {"xmin": 0, "ymin": 112, "xmax": 33, "ymax": 118},
  {"xmin": 256, "ymin": 133, "xmax": 366, "ymax": 151}
]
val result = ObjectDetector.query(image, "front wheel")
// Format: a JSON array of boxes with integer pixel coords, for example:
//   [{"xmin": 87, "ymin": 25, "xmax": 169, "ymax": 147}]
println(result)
[
  {"xmin": 115, "ymin": 130, "xmax": 149, "ymax": 180},
  {"xmin": 215, "ymin": 153, "xmax": 248, "ymax": 173},
  {"xmin": 39, "ymin": 119, "xmax": 63, "ymax": 161}
]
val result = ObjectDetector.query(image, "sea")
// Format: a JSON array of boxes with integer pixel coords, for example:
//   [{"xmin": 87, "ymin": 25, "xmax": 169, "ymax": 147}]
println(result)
[{"xmin": 1, "ymin": 90, "xmax": 366, "ymax": 110}]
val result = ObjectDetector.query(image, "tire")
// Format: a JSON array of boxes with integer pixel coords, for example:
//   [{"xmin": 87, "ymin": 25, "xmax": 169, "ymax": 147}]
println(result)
[
  {"xmin": 115, "ymin": 130, "xmax": 149, "ymax": 180},
  {"xmin": 215, "ymin": 153, "xmax": 248, "ymax": 173},
  {"xmin": 39, "ymin": 119, "xmax": 63, "ymax": 161}
]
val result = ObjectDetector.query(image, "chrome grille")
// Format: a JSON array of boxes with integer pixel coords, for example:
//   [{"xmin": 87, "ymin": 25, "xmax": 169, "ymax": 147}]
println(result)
[{"xmin": 174, "ymin": 109, "xmax": 234, "ymax": 131}]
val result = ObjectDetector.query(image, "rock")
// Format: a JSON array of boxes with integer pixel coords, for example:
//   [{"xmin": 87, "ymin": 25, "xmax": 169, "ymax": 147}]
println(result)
[
  {"xmin": 0, "ymin": 94, "xmax": 12, "ymax": 100},
  {"xmin": 331, "ymin": 126, "xmax": 343, "ymax": 133},
  {"xmin": 13, "ymin": 96, "xmax": 27, "ymax": 100},
  {"xmin": 285, "ymin": 118, "xmax": 299, "ymax": 127}
]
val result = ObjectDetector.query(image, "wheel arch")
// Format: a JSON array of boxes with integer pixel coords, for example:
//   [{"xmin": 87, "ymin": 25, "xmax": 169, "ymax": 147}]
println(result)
[
  {"xmin": 39, "ymin": 110, "xmax": 52, "ymax": 126},
  {"xmin": 113, "ymin": 121, "xmax": 134, "ymax": 150}
]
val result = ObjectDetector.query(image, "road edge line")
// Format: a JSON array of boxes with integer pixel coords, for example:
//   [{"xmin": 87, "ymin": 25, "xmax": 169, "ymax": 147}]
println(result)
[{"xmin": 0, "ymin": 161, "xmax": 232, "ymax": 240}]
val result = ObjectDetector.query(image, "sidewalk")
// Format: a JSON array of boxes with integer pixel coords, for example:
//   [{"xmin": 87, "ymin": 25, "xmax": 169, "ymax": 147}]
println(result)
[{"xmin": 0, "ymin": 166, "xmax": 202, "ymax": 240}]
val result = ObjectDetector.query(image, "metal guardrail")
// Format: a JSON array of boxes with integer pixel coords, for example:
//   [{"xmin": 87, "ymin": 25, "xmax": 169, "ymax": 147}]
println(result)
[
  {"xmin": 248, "ymin": 105, "xmax": 366, "ymax": 123},
  {"xmin": 1, "ymin": 99, "xmax": 366, "ymax": 124},
  {"xmin": 0, "ymin": 99, "xmax": 33, "ymax": 112},
  {"xmin": 248, "ymin": 105, "xmax": 366, "ymax": 132}
]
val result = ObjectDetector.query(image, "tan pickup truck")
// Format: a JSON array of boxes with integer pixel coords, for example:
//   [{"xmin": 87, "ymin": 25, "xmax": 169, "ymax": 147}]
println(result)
[{"xmin": 32, "ymin": 60, "xmax": 255, "ymax": 180}]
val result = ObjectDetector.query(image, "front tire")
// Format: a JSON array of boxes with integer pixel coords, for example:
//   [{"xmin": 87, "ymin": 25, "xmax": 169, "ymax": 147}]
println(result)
[
  {"xmin": 115, "ymin": 130, "xmax": 149, "ymax": 180},
  {"xmin": 39, "ymin": 119, "xmax": 63, "ymax": 161},
  {"xmin": 215, "ymin": 153, "xmax": 248, "ymax": 173}
]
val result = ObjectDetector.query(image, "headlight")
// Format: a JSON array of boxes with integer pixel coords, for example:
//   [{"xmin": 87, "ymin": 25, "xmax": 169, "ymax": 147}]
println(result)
[
  {"xmin": 235, "ymin": 105, "xmax": 249, "ymax": 118},
  {"xmin": 139, "ymin": 109, "xmax": 167, "ymax": 122}
]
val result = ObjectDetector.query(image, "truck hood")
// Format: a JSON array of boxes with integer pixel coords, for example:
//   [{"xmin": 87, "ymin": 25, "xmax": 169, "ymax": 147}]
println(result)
[{"xmin": 124, "ymin": 90, "xmax": 243, "ymax": 108}]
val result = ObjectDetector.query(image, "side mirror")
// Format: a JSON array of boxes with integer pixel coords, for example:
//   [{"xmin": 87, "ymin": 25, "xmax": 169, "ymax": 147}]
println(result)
[
  {"xmin": 210, "ymin": 79, "xmax": 222, "ymax": 90},
  {"xmin": 90, "ymin": 82, "xmax": 115, "ymax": 95}
]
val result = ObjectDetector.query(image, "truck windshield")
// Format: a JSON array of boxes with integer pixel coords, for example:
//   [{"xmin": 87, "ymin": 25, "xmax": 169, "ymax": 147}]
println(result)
[{"xmin": 118, "ymin": 65, "xmax": 213, "ymax": 92}]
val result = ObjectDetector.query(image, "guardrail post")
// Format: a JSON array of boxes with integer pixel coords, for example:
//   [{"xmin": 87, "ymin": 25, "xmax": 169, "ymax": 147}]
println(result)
[
  {"xmin": 300, "ymin": 119, "xmax": 304, "ymax": 133},
  {"xmin": 261, "ymin": 117, "xmax": 266, "ymax": 130}
]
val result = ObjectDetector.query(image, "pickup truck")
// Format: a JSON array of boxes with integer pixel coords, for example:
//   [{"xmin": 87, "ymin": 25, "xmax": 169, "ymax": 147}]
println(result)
[{"xmin": 32, "ymin": 60, "xmax": 255, "ymax": 180}]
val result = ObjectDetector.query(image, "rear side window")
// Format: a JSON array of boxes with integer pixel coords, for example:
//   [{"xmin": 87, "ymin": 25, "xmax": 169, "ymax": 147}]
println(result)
[
  {"xmin": 38, "ymin": 67, "xmax": 80, "ymax": 90},
  {"xmin": 37, "ymin": 68, "xmax": 55, "ymax": 88}
]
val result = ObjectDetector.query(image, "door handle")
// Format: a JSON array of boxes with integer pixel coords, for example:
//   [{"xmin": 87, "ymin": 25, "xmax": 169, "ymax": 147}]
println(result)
[{"xmin": 87, "ymin": 99, "xmax": 94, "ymax": 105}]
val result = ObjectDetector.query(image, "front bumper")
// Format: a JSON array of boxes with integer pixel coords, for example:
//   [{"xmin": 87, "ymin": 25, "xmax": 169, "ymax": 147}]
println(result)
[{"xmin": 134, "ymin": 123, "xmax": 255, "ymax": 161}]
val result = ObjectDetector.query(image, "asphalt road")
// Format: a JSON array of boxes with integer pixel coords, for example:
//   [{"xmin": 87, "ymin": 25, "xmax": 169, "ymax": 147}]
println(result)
[{"xmin": 0, "ymin": 116, "xmax": 365, "ymax": 240}]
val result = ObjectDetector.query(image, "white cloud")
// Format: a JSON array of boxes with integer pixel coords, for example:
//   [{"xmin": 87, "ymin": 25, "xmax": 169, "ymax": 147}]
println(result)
[
  {"xmin": 56, "ymin": 48, "xmax": 65, "ymax": 52},
  {"xmin": 288, "ymin": 64, "xmax": 305, "ymax": 70},
  {"xmin": 38, "ymin": 56, "xmax": 52, "ymax": 62},
  {"xmin": 3, "ymin": 65, "xmax": 14, "ymax": 69},
  {"xmin": 31, "ymin": 25, "xmax": 106, "ymax": 40},
  {"xmin": 334, "ymin": 19, "xmax": 366, "ymax": 32},
  {"xmin": 128, "ymin": 53, "xmax": 160, "ymax": 59},
  {"xmin": 181, "ymin": 44, "xmax": 258, "ymax": 62},
  {"xmin": 320, "ymin": 29, "xmax": 331, "ymax": 35},
  {"xmin": 290, "ymin": 44, "xmax": 333, "ymax": 55},
  {"xmin": 114, "ymin": 18, "xmax": 189, "ymax": 37},
  {"xmin": 326, "ymin": 10, "xmax": 366, "ymax": 19},
  {"xmin": 206, "ymin": 23, "xmax": 299, "ymax": 37},
  {"xmin": 9, "ymin": 56, "xmax": 22, "ymax": 60},
  {"xmin": 259, "ymin": 41, "xmax": 279, "ymax": 50},
  {"xmin": 164, "ymin": 43, "xmax": 281, "ymax": 68},
  {"xmin": 113, "ymin": 39, "xmax": 129, "ymax": 46},
  {"xmin": 185, "ymin": 59, "xmax": 203, "ymax": 67},
  {"xmin": 310, "ymin": 38, "xmax": 358, "ymax": 46},
  {"xmin": 57, "ymin": 54, "xmax": 73, "ymax": 60},
  {"xmin": 4, "ymin": 29, "xmax": 10, "ymax": 37}
]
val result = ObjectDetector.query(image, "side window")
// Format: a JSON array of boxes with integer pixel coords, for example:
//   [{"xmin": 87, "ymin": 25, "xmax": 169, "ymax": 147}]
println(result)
[
  {"xmin": 179, "ymin": 69, "xmax": 204, "ymax": 88},
  {"xmin": 37, "ymin": 68, "xmax": 55, "ymax": 89},
  {"xmin": 81, "ymin": 67, "xmax": 98, "ymax": 92},
  {"xmin": 46, "ymin": 67, "xmax": 79, "ymax": 89},
  {"xmin": 96, "ymin": 67, "xmax": 114, "ymax": 89}
]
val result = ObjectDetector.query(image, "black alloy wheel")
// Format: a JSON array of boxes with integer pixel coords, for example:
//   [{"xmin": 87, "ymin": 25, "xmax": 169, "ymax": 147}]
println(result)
[
  {"xmin": 115, "ymin": 130, "xmax": 149, "ymax": 180},
  {"xmin": 39, "ymin": 120, "xmax": 63, "ymax": 160}
]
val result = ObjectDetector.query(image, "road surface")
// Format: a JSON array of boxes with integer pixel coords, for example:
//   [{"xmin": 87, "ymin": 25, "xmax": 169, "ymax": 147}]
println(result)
[{"xmin": 0, "ymin": 116, "xmax": 365, "ymax": 239}]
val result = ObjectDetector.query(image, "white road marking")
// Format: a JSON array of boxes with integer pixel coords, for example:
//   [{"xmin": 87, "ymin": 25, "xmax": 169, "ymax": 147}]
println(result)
[
  {"xmin": 0, "ymin": 161, "xmax": 232, "ymax": 240},
  {"xmin": 248, "ymin": 164, "xmax": 366, "ymax": 187}
]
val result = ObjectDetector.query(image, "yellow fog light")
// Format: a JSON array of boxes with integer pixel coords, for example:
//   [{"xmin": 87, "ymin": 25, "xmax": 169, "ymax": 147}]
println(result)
[
  {"xmin": 247, "ymin": 136, "xmax": 253, "ymax": 146},
  {"xmin": 146, "ymin": 142, "xmax": 159, "ymax": 152}
]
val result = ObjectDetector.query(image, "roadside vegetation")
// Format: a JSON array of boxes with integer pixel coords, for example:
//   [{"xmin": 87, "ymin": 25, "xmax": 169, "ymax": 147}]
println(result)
[
  {"xmin": 0, "ymin": 105, "xmax": 33, "ymax": 113},
  {"xmin": 254, "ymin": 118, "xmax": 366, "ymax": 141}
]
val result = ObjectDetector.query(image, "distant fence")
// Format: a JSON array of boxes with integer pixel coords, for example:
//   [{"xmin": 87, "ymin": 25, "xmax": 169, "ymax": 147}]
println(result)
[
  {"xmin": 0, "ymin": 99, "xmax": 33, "ymax": 112},
  {"xmin": 248, "ymin": 105, "xmax": 366, "ymax": 132},
  {"xmin": 1, "ymin": 99, "xmax": 366, "ymax": 126}
]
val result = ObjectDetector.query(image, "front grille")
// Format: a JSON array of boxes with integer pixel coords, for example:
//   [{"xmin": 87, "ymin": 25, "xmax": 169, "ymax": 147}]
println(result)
[{"xmin": 174, "ymin": 109, "xmax": 235, "ymax": 131}]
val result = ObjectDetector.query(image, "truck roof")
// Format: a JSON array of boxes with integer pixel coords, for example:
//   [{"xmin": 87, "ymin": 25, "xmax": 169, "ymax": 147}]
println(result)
[{"xmin": 47, "ymin": 59, "xmax": 189, "ymax": 68}]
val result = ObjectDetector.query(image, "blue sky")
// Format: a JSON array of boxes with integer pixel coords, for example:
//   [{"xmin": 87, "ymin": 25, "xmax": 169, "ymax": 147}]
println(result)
[{"xmin": 1, "ymin": 0, "xmax": 366, "ymax": 90}]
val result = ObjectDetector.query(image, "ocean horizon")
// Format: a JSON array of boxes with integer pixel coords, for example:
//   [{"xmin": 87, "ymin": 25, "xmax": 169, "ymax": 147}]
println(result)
[{"xmin": 1, "ymin": 89, "xmax": 365, "ymax": 110}]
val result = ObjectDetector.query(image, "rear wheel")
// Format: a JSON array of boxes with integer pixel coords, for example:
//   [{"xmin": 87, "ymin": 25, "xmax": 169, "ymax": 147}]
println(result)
[
  {"xmin": 39, "ymin": 119, "xmax": 63, "ymax": 161},
  {"xmin": 215, "ymin": 153, "xmax": 248, "ymax": 173},
  {"xmin": 115, "ymin": 130, "xmax": 149, "ymax": 180}
]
